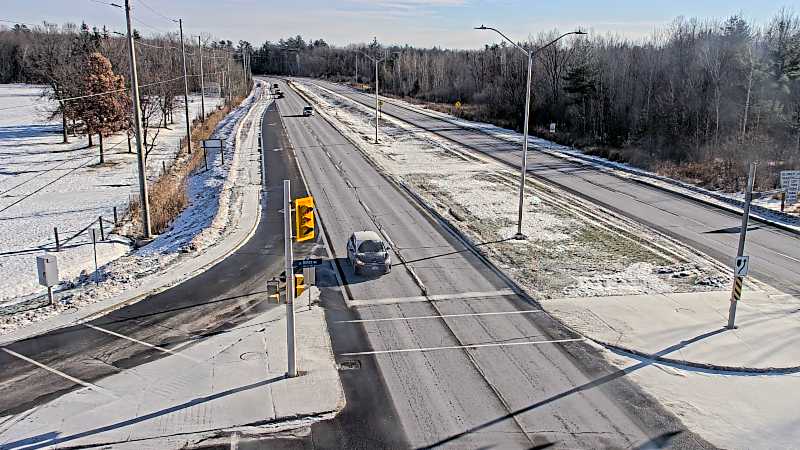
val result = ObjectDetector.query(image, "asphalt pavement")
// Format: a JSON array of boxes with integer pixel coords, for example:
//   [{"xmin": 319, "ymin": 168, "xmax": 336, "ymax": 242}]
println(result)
[
  {"xmin": 306, "ymin": 78, "xmax": 800, "ymax": 296},
  {"xmin": 274, "ymin": 78, "xmax": 714, "ymax": 449}
]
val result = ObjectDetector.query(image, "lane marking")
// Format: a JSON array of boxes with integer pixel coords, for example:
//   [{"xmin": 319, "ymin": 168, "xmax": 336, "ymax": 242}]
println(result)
[
  {"xmin": 84, "ymin": 324, "xmax": 201, "ymax": 363},
  {"xmin": 1, "ymin": 348, "xmax": 115, "ymax": 397},
  {"xmin": 340, "ymin": 338, "xmax": 584, "ymax": 356},
  {"xmin": 338, "ymin": 309, "xmax": 543, "ymax": 323},
  {"xmin": 348, "ymin": 289, "xmax": 516, "ymax": 307}
]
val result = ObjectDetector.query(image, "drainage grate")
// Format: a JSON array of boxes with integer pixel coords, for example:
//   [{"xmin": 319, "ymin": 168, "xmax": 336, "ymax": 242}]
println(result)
[{"xmin": 338, "ymin": 359, "xmax": 361, "ymax": 371}]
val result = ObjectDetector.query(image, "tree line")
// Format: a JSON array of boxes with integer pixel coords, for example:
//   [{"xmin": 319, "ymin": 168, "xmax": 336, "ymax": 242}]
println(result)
[
  {"xmin": 249, "ymin": 11, "xmax": 800, "ymax": 192},
  {"xmin": 0, "ymin": 22, "xmax": 252, "ymax": 157}
]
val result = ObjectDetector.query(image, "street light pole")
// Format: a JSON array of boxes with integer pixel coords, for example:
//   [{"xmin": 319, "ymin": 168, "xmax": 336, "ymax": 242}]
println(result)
[
  {"xmin": 198, "ymin": 36, "xmax": 205, "ymax": 121},
  {"xmin": 120, "ymin": 0, "xmax": 151, "ymax": 238},
  {"xmin": 476, "ymin": 26, "xmax": 585, "ymax": 239},
  {"xmin": 176, "ymin": 18, "xmax": 192, "ymax": 154},
  {"xmin": 375, "ymin": 57, "xmax": 379, "ymax": 143},
  {"xmin": 358, "ymin": 50, "xmax": 399, "ymax": 144}
]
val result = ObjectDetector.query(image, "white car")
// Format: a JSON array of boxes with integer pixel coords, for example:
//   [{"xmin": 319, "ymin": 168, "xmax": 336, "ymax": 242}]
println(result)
[{"xmin": 303, "ymin": 106, "xmax": 314, "ymax": 116}]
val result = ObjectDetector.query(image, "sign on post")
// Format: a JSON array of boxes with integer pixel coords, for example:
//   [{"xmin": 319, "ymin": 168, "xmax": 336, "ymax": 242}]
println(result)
[
  {"xmin": 549, "ymin": 123, "xmax": 556, "ymax": 133},
  {"xmin": 293, "ymin": 258, "xmax": 323, "ymax": 269},
  {"xmin": 36, "ymin": 255, "xmax": 59, "ymax": 287},
  {"xmin": 780, "ymin": 170, "xmax": 800, "ymax": 204},
  {"xmin": 734, "ymin": 256, "xmax": 750, "ymax": 277}
]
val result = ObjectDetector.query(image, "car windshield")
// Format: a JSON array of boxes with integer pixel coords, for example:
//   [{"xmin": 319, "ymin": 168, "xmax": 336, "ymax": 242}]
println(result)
[{"xmin": 358, "ymin": 240, "xmax": 384, "ymax": 253}]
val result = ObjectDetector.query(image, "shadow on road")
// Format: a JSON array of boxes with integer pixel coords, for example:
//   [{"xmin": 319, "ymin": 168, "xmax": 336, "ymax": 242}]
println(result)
[{"xmin": 416, "ymin": 328, "xmax": 728, "ymax": 449}]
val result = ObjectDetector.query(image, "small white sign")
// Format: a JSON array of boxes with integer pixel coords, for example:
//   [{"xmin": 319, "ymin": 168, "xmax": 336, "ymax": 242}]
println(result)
[
  {"xmin": 202, "ymin": 139, "xmax": 223, "ymax": 149},
  {"xmin": 549, "ymin": 122, "xmax": 556, "ymax": 133},
  {"xmin": 734, "ymin": 256, "xmax": 750, "ymax": 277},
  {"xmin": 780, "ymin": 170, "xmax": 800, "ymax": 204},
  {"xmin": 36, "ymin": 255, "xmax": 59, "ymax": 287}
]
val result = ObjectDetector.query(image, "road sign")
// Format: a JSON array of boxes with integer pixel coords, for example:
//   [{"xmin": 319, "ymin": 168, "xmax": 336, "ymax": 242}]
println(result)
[
  {"xmin": 780, "ymin": 170, "xmax": 800, "ymax": 204},
  {"xmin": 201, "ymin": 139, "xmax": 223, "ymax": 149},
  {"xmin": 549, "ymin": 122, "xmax": 556, "ymax": 133},
  {"xmin": 293, "ymin": 258, "xmax": 323, "ymax": 269},
  {"xmin": 36, "ymin": 255, "xmax": 58, "ymax": 287},
  {"xmin": 454, "ymin": 100, "xmax": 462, "ymax": 109},
  {"xmin": 734, "ymin": 256, "xmax": 750, "ymax": 277}
]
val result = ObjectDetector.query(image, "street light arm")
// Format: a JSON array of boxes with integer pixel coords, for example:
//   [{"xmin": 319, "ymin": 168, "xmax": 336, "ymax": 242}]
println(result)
[
  {"xmin": 533, "ymin": 31, "xmax": 586, "ymax": 56},
  {"xmin": 475, "ymin": 25, "xmax": 528, "ymax": 55}
]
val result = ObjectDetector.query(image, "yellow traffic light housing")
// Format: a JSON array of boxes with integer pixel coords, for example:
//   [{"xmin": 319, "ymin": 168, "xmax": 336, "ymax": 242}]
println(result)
[
  {"xmin": 294, "ymin": 273, "xmax": 305, "ymax": 296},
  {"xmin": 294, "ymin": 196, "xmax": 315, "ymax": 242}
]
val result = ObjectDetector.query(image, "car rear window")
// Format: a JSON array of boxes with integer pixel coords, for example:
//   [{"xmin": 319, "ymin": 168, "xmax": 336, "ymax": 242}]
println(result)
[{"xmin": 358, "ymin": 240, "xmax": 384, "ymax": 253}]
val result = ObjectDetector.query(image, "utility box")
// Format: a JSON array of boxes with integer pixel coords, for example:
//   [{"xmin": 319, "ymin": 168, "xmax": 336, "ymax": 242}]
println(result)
[{"xmin": 36, "ymin": 255, "xmax": 59, "ymax": 287}]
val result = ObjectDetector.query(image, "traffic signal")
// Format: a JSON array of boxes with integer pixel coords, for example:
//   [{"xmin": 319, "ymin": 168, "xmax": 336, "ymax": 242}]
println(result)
[
  {"xmin": 294, "ymin": 196, "xmax": 315, "ymax": 242},
  {"xmin": 294, "ymin": 273, "xmax": 305, "ymax": 296}
]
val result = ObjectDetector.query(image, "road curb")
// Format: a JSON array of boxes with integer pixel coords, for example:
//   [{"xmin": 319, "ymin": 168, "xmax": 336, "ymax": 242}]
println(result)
[
  {"xmin": 593, "ymin": 338, "xmax": 800, "ymax": 375},
  {"xmin": 0, "ymin": 88, "xmax": 266, "ymax": 346}
]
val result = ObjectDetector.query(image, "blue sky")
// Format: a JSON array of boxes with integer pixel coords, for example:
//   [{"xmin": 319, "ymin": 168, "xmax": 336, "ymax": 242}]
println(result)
[{"xmin": 3, "ymin": 0, "xmax": 796, "ymax": 48}]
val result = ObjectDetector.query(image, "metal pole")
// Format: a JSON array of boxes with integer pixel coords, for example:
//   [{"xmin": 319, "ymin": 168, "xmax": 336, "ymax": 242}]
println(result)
[
  {"xmin": 54, "ymin": 227, "xmax": 60, "ymax": 252},
  {"xmin": 198, "ymin": 36, "xmax": 206, "ymax": 121},
  {"xmin": 375, "ymin": 60, "xmax": 379, "ymax": 144},
  {"xmin": 178, "ymin": 19, "xmax": 192, "ymax": 154},
  {"xmin": 124, "ymin": 0, "xmax": 151, "ymax": 238},
  {"xmin": 91, "ymin": 229, "xmax": 99, "ymax": 284},
  {"xmin": 47, "ymin": 286, "xmax": 53, "ymax": 306},
  {"xmin": 284, "ymin": 180, "xmax": 297, "ymax": 377},
  {"xmin": 515, "ymin": 52, "xmax": 533, "ymax": 240},
  {"xmin": 727, "ymin": 161, "xmax": 757, "ymax": 329}
]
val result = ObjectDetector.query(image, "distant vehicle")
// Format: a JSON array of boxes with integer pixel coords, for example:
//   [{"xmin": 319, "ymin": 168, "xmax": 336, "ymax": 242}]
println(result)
[
  {"xmin": 303, "ymin": 106, "xmax": 313, "ymax": 116},
  {"xmin": 275, "ymin": 90, "xmax": 284, "ymax": 98},
  {"xmin": 273, "ymin": 83, "xmax": 279, "ymax": 89},
  {"xmin": 347, "ymin": 231, "xmax": 391, "ymax": 275}
]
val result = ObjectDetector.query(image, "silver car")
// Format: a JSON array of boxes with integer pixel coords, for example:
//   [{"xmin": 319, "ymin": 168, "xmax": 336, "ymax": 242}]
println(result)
[
  {"xmin": 303, "ymin": 106, "xmax": 314, "ymax": 116},
  {"xmin": 347, "ymin": 231, "xmax": 391, "ymax": 275}
]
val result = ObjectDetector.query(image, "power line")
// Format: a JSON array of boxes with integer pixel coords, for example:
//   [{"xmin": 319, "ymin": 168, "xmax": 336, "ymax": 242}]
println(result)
[{"xmin": 136, "ymin": 0, "xmax": 175, "ymax": 23}]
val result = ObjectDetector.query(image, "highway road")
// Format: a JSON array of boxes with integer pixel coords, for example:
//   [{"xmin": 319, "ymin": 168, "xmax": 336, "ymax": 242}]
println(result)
[
  {"xmin": 273, "ymin": 78, "xmax": 713, "ymax": 448},
  {"xmin": 304, "ymin": 78, "xmax": 800, "ymax": 296}
]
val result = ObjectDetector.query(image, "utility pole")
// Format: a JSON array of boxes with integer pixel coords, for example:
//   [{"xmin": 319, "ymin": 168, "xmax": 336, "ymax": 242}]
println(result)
[
  {"xmin": 727, "ymin": 161, "xmax": 758, "ymax": 329},
  {"xmin": 122, "ymin": 0, "xmax": 151, "ymax": 238},
  {"xmin": 283, "ymin": 180, "xmax": 297, "ymax": 377},
  {"xmin": 176, "ymin": 18, "xmax": 192, "ymax": 154},
  {"xmin": 198, "ymin": 36, "xmax": 205, "ymax": 121},
  {"xmin": 226, "ymin": 50, "xmax": 232, "ymax": 103}
]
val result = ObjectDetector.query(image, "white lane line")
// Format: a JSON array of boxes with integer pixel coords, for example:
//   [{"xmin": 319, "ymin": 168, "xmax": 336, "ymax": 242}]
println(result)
[
  {"xmin": 1, "ymin": 348, "xmax": 115, "ymax": 397},
  {"xmin": 338, "ymin": 309, "xmax": 543, "ymax": 323},
  {"xmin": 340, "ymin": 338, "xmax": 584, "ymax": 356},
  {"xmin": 84, "ymin": 324, "xmax": 201, "ymax": 363},
  {"xmin": 349, "ymin": 289, "xmax": 516, "ymax": 307}
]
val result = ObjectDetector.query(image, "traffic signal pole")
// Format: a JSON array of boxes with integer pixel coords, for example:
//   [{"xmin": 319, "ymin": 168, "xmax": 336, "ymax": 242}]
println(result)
[
  {"xmin": 283, "ymin": 180, "xmax": 297, "ymax": 377},
  {"xmin": 727, "ymin": 161, "xmax": 757, "ymax": 329}
]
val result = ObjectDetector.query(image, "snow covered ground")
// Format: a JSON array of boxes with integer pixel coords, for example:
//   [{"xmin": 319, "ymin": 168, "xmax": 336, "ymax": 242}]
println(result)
[
  {"xmin": 0, "ymin": 82, "xmax": 257, "ymax": 333},
  {"xmin": 294, "ymin": 79, "xmax": 794, "ymax": 450},
  {"xmin": 292, "ymin": 79, "xmax": 732, "ymax": 299}
]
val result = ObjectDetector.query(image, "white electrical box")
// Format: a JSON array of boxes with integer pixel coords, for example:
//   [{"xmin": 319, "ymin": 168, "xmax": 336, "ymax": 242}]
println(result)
[{"xmin": 36, "ymin": 255, "xmax": 59, "ymax": 287}]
